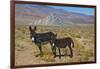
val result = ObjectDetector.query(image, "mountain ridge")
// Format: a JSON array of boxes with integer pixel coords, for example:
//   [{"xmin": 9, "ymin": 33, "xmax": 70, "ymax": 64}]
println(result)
[{"xmin": 15, "ymin": 4, "xmax": 94, "ymax": 26}]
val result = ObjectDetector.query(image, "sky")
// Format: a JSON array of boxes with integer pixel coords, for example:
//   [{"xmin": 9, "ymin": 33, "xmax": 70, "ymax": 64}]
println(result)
[{"xmin": 50, "ymin": 5, "xmax": 95, "ymax": 16}]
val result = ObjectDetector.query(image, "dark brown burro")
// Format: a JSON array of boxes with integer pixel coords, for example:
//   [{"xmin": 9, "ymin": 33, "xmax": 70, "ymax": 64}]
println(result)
[{"xmin": 50, "ymin": 34, "xmax": 74, "ymax": 59}]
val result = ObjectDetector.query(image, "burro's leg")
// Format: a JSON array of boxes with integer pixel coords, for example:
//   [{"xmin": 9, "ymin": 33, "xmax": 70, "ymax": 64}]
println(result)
[
  {"xmin": 38, "ymin": 44, "xmax": 43, "ymax": 57},
  {"xmin": 58, "ymin": 47, "xmax": 61, "ymax": 59},
  {"xmin": 68, "ymin": 45, "xmax": 73, "ymax": 58}
]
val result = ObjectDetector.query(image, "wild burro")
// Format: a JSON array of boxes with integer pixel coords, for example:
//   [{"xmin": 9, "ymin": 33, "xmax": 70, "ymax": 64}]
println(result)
[
  {"xmin": 50, "ymin": 34, "xmax": 74, "ymax": 59},
  {"xmin": 29, "ymin": 25, "xmax": 55, "ymax": 57}
]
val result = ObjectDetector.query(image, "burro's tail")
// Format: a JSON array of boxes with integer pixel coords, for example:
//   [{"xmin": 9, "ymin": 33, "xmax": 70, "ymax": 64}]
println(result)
[{"xmin": 71, "ymin": 38, "xmax": 74, "ymax": 48}]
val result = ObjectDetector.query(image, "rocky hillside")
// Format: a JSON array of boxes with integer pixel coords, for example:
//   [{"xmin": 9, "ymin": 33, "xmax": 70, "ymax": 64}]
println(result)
[{"xmin": 15, "ymin": 4, "xmax": 94, "ymax": 26}]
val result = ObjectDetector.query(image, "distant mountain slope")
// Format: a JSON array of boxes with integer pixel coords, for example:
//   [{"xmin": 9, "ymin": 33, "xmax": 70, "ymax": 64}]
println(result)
[{"xmin": 15, "ymin": 4, "xmax": 94, "ymax": 26}]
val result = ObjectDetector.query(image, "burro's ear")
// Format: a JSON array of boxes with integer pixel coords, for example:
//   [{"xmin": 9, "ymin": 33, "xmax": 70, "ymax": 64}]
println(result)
[
  {"xmin": 29, "ymin": 25, "xmax": 32, "ymax": 32},
  {"xmin": 33, "ymin": 26, "xmax": 37, "ymax": 31}
]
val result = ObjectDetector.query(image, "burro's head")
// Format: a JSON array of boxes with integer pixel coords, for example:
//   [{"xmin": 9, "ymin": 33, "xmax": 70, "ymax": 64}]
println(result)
[{"xmin": 29, "ymin": 25, "xmax": 37, "ymax": 42}]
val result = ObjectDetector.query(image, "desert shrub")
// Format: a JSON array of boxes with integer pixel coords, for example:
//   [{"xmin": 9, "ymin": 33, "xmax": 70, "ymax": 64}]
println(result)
[
  {"xmin": 71, "ymin": 33, "xmax": 81, "ymax": 38},
  {"xmin": 41, "ymin": 53, "xmax": 55, "ymax": 62}
]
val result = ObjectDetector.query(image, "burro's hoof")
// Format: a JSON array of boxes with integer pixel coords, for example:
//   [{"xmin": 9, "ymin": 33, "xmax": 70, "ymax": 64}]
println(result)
[{"xmin": 70, "ymin": 55, "xmax": 73, "ymax": 58}]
